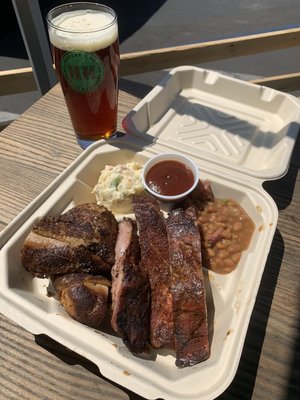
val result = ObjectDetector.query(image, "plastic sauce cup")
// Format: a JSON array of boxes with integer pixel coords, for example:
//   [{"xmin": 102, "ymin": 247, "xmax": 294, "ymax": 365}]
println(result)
[{"xmin": 141, "ymin": 152, "xmax": 199, "ymax": 203}]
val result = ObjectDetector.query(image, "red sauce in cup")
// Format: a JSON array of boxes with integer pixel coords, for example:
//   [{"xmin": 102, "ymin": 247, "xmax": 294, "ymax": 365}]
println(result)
[{"xmin": 145, "ymin": 160, "xmax": 195, "ymax": 196}]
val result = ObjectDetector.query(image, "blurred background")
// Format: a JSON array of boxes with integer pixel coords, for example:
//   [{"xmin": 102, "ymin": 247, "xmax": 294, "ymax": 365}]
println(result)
[{"xmin": 1, "ymin": 0, "xmax": 300, "ymax": 116}]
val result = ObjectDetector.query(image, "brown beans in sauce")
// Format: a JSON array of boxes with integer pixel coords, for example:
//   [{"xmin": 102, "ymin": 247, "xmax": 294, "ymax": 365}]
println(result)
[{"xmin": 197, "ymin": 199, "xmax": 255, "ymax": 274}]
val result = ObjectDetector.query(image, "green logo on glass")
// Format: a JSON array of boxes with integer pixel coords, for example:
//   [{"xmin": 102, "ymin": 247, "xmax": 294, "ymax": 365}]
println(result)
[{"xmin": 61, "ymin": 51, "xmax": 104, "ymax": 93}]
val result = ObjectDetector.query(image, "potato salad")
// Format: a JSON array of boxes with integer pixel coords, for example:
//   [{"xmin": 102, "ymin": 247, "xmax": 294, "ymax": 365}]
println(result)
[{"xmin": 92, "ymin": 162, "xmax": 145, "ymax": 213}]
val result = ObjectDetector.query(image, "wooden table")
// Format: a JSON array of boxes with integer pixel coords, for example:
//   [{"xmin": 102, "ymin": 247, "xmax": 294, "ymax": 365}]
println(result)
[{"xmin": 0, "ymin": 78, "xmax": 299, "ymax": 400}]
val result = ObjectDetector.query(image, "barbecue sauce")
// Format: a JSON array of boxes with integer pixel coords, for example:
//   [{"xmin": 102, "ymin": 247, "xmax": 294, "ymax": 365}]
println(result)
[{"xmin": 146, "ymin": 160, "xmax": 194, "ymax": 196}]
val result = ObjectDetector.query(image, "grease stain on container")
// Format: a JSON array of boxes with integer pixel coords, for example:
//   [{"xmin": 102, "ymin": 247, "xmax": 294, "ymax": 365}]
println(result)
[
  {"xmin": 256, "ymin": 205, "xmax": 263, "ymax": 213},
  {"xmin": 224, "ymin": 329, "xmax": 233, "ymax": 340},
  {"xmin": 258, "ymin": 224, "xmax": 265, "ymax": 232}
]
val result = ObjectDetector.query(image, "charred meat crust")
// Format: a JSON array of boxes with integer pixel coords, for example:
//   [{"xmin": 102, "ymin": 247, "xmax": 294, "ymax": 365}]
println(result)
[
  {"xmin": 52, "ymin": 273, "xmax": 111, "ymax": 329},
  {"xmin": 132, "ymin": 195, "xmax": 174, "ymax": 350},
  {"xmin": 21, "ymin": 203, "xmax": 118, "ymax": 278},
  {"xmin": 166, "ymin": 207, "xmax": 210, "ymax": 367},
  {"xmin": 22, "ymin": 240, "xmax": 112, "ymax": 278},
  {"xmin": 179, "ymin": 179, "xmax": 214, "ymax": 211},
  {"xmin": 111, "ymin": 218, "xmax": 150, "ymax": 353}
]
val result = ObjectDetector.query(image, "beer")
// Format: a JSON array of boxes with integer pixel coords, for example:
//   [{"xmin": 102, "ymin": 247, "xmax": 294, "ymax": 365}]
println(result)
[{"xmin": 47, "ymin": 4, "xmax": 119, "ymax": 148}]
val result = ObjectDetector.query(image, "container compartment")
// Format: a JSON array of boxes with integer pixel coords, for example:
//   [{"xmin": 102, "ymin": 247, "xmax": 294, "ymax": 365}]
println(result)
[{"xmin": 0, "ymin": 138, "xmax": 278, "ymax": 400}]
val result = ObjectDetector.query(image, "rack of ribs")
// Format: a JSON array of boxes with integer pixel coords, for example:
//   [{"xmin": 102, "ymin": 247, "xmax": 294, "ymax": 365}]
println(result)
[
  {"xmin": 166, "ymin": 207, "xmax": 210, "ymax": 367},
  {"xmin": 132, "ymin": 195, "xmax": 174, "ymax": 350},
  {"xmin": 111, "ymin": 218, "xmax": 150, "ymax": 353}
]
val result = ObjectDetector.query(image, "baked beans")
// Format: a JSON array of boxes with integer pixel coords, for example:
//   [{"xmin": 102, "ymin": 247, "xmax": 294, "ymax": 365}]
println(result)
[{"xmin": 197, "ymin": 199, "xmax": 255, "ymax": 274}]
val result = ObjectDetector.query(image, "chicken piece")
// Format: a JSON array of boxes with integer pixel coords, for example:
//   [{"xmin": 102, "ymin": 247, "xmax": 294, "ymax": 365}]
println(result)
[
  {"xmin": 111, "ymin": 218, "xmax": 150, "ymax": 353},
  {"xmin": 21, "ymin": 203, "xmax": 118, "ymax": 278},
  {"xmin": 52, "ymin": 273, "xmax": 111, "ymax": 329}
]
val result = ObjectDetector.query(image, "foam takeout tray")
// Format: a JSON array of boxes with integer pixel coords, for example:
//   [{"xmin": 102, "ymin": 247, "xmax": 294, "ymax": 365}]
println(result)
[{"xmin": 1, "ymin": 66, "xmax": 300, "ymax": 400}]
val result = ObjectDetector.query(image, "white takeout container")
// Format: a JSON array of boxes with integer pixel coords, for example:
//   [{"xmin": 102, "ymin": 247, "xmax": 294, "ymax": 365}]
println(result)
[{"xmin": 1, "ymin": 66, "xmax": 300, "ymax": 400}]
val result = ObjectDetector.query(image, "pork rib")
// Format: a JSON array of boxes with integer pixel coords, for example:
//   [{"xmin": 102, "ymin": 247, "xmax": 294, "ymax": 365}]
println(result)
[
  {"xmin": 166, "ymin": 207, "xmax": 210, "ymax": 367},
  {"xmin": 111, "ymin": 218, "xmax": 150, "ymax": 353},
  {"xmin": 132, "ymin": 195, "xmax": 174, "ymax": 349}
]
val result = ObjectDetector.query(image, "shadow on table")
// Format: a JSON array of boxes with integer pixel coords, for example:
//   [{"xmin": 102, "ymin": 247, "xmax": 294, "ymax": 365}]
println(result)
[
  {"xmin": 286, "ymin": 310, "xmax": 300, "ymax": 399},
  {"xmin": 216, "ymin": 228, "xmax": 284, "ymax": 400},
  {"xmin": 263, "ymin": 130, "xmax": 300, "ymax": 211},
  {"xmin": 35, "ymin": 335, "xmax": 149, "ymax": 400},
  {"xmin": 0, "ymin": 0, "xmax": 168, "ymax": 58},
  {"xmin": 218, "ymin": 127, "xmax": 298, "ymax": 398},
  {"xmin": 120, "ymin": 78, "xmax": 153, "ymax": 101}
]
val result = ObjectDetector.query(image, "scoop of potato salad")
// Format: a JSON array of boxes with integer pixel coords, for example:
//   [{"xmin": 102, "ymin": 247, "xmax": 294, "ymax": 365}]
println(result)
[{"xmin": 92, "ymin": 162, "xmax": 145, "ymax": 213}]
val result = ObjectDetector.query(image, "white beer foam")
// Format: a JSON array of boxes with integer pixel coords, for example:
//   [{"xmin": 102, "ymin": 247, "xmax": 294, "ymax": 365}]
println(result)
[{"xmin": 49, "ymin": 10, "xmax": 118, "ymax": 52}]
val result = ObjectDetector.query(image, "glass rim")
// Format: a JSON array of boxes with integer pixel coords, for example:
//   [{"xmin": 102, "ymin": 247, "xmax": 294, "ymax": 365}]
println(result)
[{"xmin": 46, "ymin": 2, "xmax": 117, "ymax": 34}]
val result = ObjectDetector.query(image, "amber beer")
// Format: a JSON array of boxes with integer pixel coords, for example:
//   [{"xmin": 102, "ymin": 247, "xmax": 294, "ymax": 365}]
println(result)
[{"xmin": 47, "ymin": 3, "xmax": 119, "ymax": 148}]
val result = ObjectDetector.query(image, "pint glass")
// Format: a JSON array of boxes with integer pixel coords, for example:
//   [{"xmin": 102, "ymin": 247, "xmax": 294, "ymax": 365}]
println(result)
[{"xmin": 47, "ymin": 2, "xmax": 119, "ymax": 149}]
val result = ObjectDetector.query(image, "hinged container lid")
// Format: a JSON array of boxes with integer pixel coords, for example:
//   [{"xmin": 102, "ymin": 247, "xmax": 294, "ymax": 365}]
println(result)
[{"xmin": 123, "ymin": 66, "xmax": 300, "ymax": 180}]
